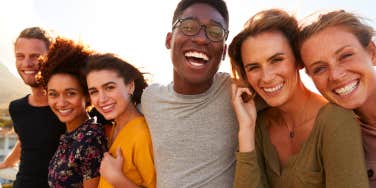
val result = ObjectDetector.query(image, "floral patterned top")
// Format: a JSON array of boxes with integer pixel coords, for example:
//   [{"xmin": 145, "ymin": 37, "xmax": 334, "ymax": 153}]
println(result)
[{"xmin": 48, "ymin": 119, "xmax": 107, "ymax": 188}]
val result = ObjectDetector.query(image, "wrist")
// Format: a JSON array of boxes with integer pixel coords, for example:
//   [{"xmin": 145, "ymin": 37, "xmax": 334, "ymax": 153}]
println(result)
[{"xmin": 238, "ymin": 127, "xmax": 255, "ymax": 152}]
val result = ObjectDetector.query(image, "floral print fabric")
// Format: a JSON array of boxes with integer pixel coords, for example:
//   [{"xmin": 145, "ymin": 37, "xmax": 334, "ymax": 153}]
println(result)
[{"xmin": 48, "ymin": 119, "xmax": 107, "ymax": 188}]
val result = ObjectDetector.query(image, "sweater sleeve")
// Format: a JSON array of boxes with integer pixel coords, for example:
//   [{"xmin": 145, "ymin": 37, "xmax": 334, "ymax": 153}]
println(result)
[
  {"xmin": 233, "ymin": 124, "xmax": 269, "ymax": 188},
  {"xmin": 322, "ymin": 105, "xmax": 369, "ymax": 188}
]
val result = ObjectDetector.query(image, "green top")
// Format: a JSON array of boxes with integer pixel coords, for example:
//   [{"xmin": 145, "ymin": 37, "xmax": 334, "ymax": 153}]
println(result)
[{"xmin": 233, "ymin": 103, "xmax": 369, "ymax": 188}]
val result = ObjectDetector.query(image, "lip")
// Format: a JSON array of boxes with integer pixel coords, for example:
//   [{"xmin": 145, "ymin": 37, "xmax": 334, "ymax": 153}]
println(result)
[
  {"xmin": 22, "ymin": 70, "xmax": 38, "ymax": 75},
  {"xmin": 56, "ymin": 108, "xmax": 73, "ymax": 116},
  {"xmin": 99, "ymin": 103, "xmax": 114, "ymax": 113},
  {"xmin": 261, "ymin": 82, "xmax": 284, "ymax": 96},
  {"xmin": 183, "ymin": 49, "xmax": 210, "ymax": 70},
  {"xmin": 333, "ymin": 79, "xmax": 359, "ymax": 96}
]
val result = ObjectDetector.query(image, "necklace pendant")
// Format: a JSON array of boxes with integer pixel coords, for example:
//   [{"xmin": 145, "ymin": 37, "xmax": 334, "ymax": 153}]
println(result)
[{"xmin": 289, "ymin": 131, "xmax": 295, "ymax": 138}]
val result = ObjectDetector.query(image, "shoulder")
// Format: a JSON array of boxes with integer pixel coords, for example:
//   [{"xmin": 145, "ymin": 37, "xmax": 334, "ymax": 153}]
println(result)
[
  {"xmin": 316, "ymin": 103, "xmax": 359, "ymax": 134},
  {"xmin": 143, "ymin": 83, "xmax": 169, "ymax": 97},
  {"xmin": 214, "ymin": 72, "xmax": 232, "ymax": 86},
  {"xmin": 9, "ymin": 95, "xmax": 28, "ymax": 110}
]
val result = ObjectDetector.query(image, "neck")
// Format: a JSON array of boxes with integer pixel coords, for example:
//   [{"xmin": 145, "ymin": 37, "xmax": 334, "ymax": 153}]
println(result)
[
  {"xmin": 114, "ymin": 104, "xmax": 141, "ymax": 130},
  {"xmin": 66, "ymin": 113, "xmax": 89, "ymax": 132},
  {"xmin": 29, "ymin": 86, "xmax": 48, "ymax": 107},
  {"xmin": 278, "ymin": 83, "xmax": 324, "ymax": 128},
  {"xmin": 354, "ymin": 94, "xmax": 376, "ymax": 126},
  {"xmin": 173, "ymin": 73, "xmax": 213, "ymax": 95}
]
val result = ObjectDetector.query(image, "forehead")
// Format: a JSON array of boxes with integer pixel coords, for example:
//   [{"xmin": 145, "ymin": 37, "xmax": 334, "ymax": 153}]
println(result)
[
  {"xmin": 87, "ymin": 69, "xmax": 122, "ymax": 84},
  {"xmin": 302, "ymin": 26, "xmax": 362, "ymax": 54},
  {"xmin": 48, "ymin": 73, "xmax": 81, "ymax": 88},
  {"xmin": 180, "ymin": 3, "xmax": 226, "ymax": 27},
  {"xmin": 242, "ymin": 31, "xmax": 292, "ymax": 56},
  {"xmin": 15, "ymin": 38, "xmax": 48, "ymax": 54}
]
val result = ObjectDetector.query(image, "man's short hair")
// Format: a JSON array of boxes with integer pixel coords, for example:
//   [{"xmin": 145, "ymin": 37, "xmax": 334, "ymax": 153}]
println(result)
[
  {"xmin": 172, "ymin": 0, "xmax": 229, "ymax": 28},
  {"xmin": 16, "ymin": 27, "xmax": 51, "ymax": 49}
]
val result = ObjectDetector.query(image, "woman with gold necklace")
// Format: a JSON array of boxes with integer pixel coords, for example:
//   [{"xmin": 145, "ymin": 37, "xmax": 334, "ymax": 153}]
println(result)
[
  {"xmin": 228, "ymin": 9, "xmax": 368, "ymax": 187},
  {"xmin": 85, "ymin": 53, "xmax": 155, "ymax": 188}
]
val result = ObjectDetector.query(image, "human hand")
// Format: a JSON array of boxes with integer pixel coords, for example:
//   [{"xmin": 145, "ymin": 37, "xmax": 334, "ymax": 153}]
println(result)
[
  {"xmin": 100, "ymin": 148, "xmax": 124, "ymax": 185},
  {"xmin": 231, "ymin": 83, "xmax": 257, "ymax": 131}
]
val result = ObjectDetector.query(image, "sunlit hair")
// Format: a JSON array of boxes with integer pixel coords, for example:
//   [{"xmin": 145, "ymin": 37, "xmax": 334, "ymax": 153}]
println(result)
[
  {"xmin": 172, "ymin": 0, "xmax": 229, "ymax": 28},
  {"xmin": 298, "ymin": 10, "xmax": 375, "ymax": 50},
  {"xmin": 15, "ymin": 27, "xmax": 52, "ymax": 49},
  {"xmin": 85, "ymin": 53, "xmax": 148, "ymax": 105},
  {"xmin": 37, "ymin": 37, "xmax": 92, "ymax": 97},
  {"xmin": 228, "ymin": 9, "xmax": 300, "ymax": 84}
]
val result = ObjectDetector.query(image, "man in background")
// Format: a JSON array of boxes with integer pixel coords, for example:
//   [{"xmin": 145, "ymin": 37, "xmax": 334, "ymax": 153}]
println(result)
[{"xmin": 0, "ymin": 27, "xmax": 65, "ymax": 188}]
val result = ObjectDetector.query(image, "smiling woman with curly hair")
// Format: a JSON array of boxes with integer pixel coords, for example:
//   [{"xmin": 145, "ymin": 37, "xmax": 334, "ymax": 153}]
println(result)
[{"xmin": 38, "ymin": 37, "xmax": 107, "ymax": 188}]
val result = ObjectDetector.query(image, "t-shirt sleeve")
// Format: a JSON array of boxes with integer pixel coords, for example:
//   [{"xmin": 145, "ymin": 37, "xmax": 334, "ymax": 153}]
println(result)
[
  {"xmin": 321, "ymin": 104, "xmax": 369, "ymax": 188},
  {"xmin": 79, "ymin": 126, "xmax": 107, "ymax": 180},
  {"xmin": 133, "ymin": 128, "xmax": 156, "ymax": 188}
]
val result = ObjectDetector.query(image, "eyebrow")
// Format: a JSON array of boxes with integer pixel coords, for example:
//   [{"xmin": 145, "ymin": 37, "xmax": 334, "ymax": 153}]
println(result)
[
  {"xmin": 181, "ymin": 16, "xmax": 225, "ymax": 27},
  {"xmin": 335, "ymin": 45, "xmax": 352, "ymax": 55},
  {"xmin": 267, "ymin": 52, "xmax": 284, "ymax": 62},
  {"xmin": 308, "ymin": 45, "xmax": 352, "ymax": 68},
  {"xmin": 88, "ymin": 81, "xmax": 116, "ymax": 90}
]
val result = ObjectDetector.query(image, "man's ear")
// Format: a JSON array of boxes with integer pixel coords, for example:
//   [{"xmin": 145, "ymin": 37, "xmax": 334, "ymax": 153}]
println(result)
[
  {"xmin": 222, "ymin": 44, "xmax": 227, "ymax": 61},
  {"xmin": 165, "ymin": 32, "xmax": 172, "ymax": 49},
  {"xmin": 367, "ymin": 41, "xmax": 376, "ymax": 66}
]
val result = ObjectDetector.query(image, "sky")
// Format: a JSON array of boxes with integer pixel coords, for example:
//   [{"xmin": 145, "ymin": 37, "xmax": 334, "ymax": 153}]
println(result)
[{"xmin": 0, "ymin": 0, "xmax": 375, "ymax": 92}]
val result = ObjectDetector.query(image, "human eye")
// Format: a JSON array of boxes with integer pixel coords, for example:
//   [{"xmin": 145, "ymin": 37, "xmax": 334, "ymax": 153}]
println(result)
[
  {"xmin": 47, "ymin": 91, "xmax": 57, "ymax": 98},
  {"xmin": 207, "ymin": 26, "xmax": 224, "ymax": 41},
  {"xmin": 66, "ymin": 91, "xmax": 77, "ymax": 97},
  {"xmin": 271, "ymin": 56, "xmax": 284, "ymax": 64},
  {"xmin": 88, "ymin": 89, "xmax": 98, "ymax": 96},
  {"xmin": 30, "ymin": 54, "xmax": 40, "ymax": 60},
  {"xmin": 245, "ymin": 64, "xmax": 259, "ymax": 72},
  {"xmin": 310, "ymin": 65, "xmax": 327, "ymax": 75},
  {"xmin": 180, "ymin": 19, "xmax": 198, "ymax": 35},
  {"xmin": 15, "ymin": 54, "xmax": 24, "ymax": 60},
  {"xmin": 105, "ymin": 84, "xmax": 115, "ymax": 91},
  {"xmin": 339, "ymin": 52, "xmax": 353, "ymax": 61}
]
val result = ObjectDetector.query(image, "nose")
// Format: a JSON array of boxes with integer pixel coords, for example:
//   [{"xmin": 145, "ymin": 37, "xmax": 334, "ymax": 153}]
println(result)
[
  {"xmin": 56, "ymin": 95, "xmax": 67, "ymax": 108},
  {"xmin": 98, "ymin": 91, "xmax": 108, "ymax": 103},
  {"xmin": 192, "ymin": 26, "xmax": 209, "ymax": 44},
  {"xmin": 261, "ymin": 67, "xmax": 276, "ymax": 84},
  {"xmin": 329, "ymin": 65, "xmax": 346, "ymax": 81}
]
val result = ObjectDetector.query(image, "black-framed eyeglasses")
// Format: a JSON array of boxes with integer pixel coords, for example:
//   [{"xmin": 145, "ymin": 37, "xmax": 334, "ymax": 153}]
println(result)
[{"xmin": 172, "ymin": 18, "xmax": 228, "ymax": 42}]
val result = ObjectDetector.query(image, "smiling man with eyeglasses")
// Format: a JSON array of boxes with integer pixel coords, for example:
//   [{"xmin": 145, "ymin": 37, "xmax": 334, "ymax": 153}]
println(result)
[{"xmin": 141, "ymin": 0, "xmax": 239, "ymax": 187}]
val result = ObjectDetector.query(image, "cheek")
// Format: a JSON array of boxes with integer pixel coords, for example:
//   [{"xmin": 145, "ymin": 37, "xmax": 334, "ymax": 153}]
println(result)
[{"xmin": 246, "ymin": 72, "xmax": 259, "ymax": 88}]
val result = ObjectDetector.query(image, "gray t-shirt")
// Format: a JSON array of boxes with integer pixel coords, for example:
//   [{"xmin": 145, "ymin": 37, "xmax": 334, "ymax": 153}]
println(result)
[{"xmin": 141, "ymin": 72, "xmax": 238, "ymax": 188}]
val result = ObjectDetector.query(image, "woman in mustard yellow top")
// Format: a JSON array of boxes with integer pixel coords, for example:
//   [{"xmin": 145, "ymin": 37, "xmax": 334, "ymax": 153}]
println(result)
[{"xmin": 85, "ymin": 53, "xmax": 155, "ymax": 188}]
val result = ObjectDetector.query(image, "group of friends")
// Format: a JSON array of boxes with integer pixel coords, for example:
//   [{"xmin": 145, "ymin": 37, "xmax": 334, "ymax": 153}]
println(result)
[{"xmin": 0, "ymin": 0, "xmax": 375, "ymax": 187}]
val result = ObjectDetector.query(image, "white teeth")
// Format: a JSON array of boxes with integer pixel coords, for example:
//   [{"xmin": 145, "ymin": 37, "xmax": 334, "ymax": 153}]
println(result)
[
  {"xmin": 101, "ymin": 104, "xmax": 113, "ymax": 111},
  {"xmin": 185, "ymin": 51, "xmax": 209, "ymax": 61},
  {"xmin": 58, "ymin": 109, "xmax": 72, "ymax": 114},
  {"xmin": 335, "ymin": 80, "xmax": 358, "ymax": 96},
  {"xmin": 263, "ymin": 83, "xmax": 284, "ymax": 93},
  {"xmin": 24, "ymin": 70, "xmax": 36, "ymax": 75}
]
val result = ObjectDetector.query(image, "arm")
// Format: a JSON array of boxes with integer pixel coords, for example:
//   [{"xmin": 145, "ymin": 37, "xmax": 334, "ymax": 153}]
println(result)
[
  {"xmin": 322, "ymin": 106, "xmax": 369, "ymax": 188},
  {"xmin": 99, "ymin": 148, "xmax": 142, "ymax": 188},
  {"xmin": 0, "ymin": 140, "xmax": 21, "ymax": 169},
  {"xmin": 231, "ymin": 84, "xmax": 268, "ymax": 188},
  {"xmin": 134, "ymin": 128, "xmax": 156, "ymax": 188}
]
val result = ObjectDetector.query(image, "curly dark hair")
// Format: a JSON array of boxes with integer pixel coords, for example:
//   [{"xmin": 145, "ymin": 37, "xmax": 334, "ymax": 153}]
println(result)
[
  {"xmin": 172, "ymin": 0, "xmax": 229, "ymax": 28},
  {"xmin": 37, "ymin": 37, "xmax": 92, "ymax": 97},
  {"xmin": 228, "ymin": 9, "xmax": 300, "ymax": 84},
  {"xmin": 85, "ymin": 53, "xmax": 148, "ymax": 105}
]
